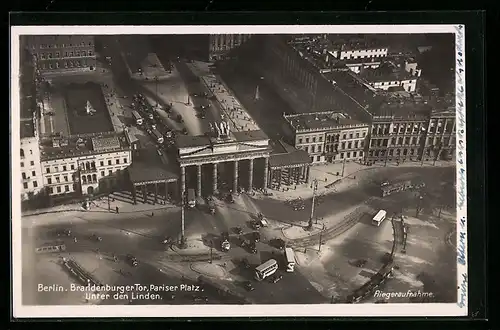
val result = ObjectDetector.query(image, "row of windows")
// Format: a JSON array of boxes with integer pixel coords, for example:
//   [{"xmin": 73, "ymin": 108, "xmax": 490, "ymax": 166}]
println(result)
[
  {"xmin": 20, "ymin": 161, "xmax": 35, "ymax": 167},
  {"xmin": 313, "ymin": 151, "xmax": 364, "ymax": 162},
  {"xmin": 20, "ymin": 148, "xmax": 33, "ymax": 158},
  {"xmin": 341, "ymin": 53, "xmax": 386, "ymax": 60},
  {"xmin": 298, "ymin": 132, "xmax": 366, "ymax": 144},
  {"xmin": 22, "ymin": 171, "xmax": 38, "ymax": 180},
  {"xmin": 38, "ymin": 50, "xmax": 94, "ymax": 60},
  {"xmin": 23, "ymin": 181, "xmax": 38, "ymax": 190},
  {"xmin": 301, "ymin": 140, "xmax": 364, "ymax": 154},
  {"xmin": 48, "ymin": 185, "xmax": 73, "ymax": 194},
  {"xmin": 38, "ymin": 60, "xmax": 94, "ymax": 70},
  {"xmin": 342, "ymin": 49, "xmax": 387, "ymax": 54},
  {"xmin": 369, "ymin": 148, "xmax": 420, "ymax": 157},
  {"xmin": 45, "ymin": 158, "xmax": 128, "ymax": 174},
  {"xmin": 33, "ymin": 41, "xmax": 93, "ymax": 49},
  {"xmin": 375, "ymin": 80, "xmax": 416, "ymax": 86}
]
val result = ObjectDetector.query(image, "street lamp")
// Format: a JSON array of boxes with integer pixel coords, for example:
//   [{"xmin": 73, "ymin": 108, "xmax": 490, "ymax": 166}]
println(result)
[
  {"xmin": 308, "ymin": 179, "xmax": 319, "ymax": 230},
  {"xmin": 318, "ymin": 223, "xmax": 326, "ymax": 252},
  {"xmin": 415, "ymin": 195, "xmax": 424, "ymax": 218}
]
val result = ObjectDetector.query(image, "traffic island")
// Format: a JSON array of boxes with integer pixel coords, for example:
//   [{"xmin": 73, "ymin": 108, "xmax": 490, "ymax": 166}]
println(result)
[
  {"xmin": 190, "ymin": 262, "xmax": 228, "ymax": 278},
  {"xmin": 171, "ymin": 237, "xmax": 212, "ymax": 256}
]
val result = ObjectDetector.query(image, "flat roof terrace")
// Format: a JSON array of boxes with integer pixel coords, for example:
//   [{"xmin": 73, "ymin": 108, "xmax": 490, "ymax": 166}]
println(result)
[
  {"xmin": 284, "ymin": 111, "xmax": 366, "ymax": 132},
  {"xmin": 61, "ymin": 82, "xmax": 114, "ymax": 136},
  {"xmin": 40, "ymin": 131, "xmax": 130, "ymax": 161}
]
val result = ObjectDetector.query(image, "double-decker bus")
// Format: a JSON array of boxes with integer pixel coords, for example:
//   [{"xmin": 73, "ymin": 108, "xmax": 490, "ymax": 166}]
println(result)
[
  {"xmin": 372, "ymin": 210, "xmax": 387, "ymax": 227},
  {"xmin": 132, "ymin": 110, "xmax": 143, "ymax": 125},
  {"xmin": 285, "ymin": 247, "xmax": 296, "ymax": 272},
  {"xmin": 254, "ymin": 259, "xmax": 278, "ymax": 281}
]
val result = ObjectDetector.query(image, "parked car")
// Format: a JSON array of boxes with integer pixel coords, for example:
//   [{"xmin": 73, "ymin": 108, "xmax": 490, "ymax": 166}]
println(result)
[
  {"xmin": 248, "ymin": 241, "xmax": 257, "ymax": 254},
  {"xmin": 251, "ymin": 221, "xmax": 261, "ymax": 230},
  {"xmin": 126, "ymin": 254, "xmax": 138, "ymax": 267},
  {"xmin": 251, "ymin": 231, "xmax": 260, "ymax": 243},
  {"xmin": 269, "ymin": 273, "xmax": 283, "ymax": 283},
  {"xmin": 271, "ymin": 238, "xmax": 286, "ymax": 250},
  {"xmin": 240, "ymin": 258, "xmax": 250, "ymax": 269},
  {"xmin": 233, "ymin": 226, "xmax": 243, "ymax": 235},
  {"xmin": 243, "ymin": 281, "xmax": 255, "ymax": 291},
  {"xmin": 56, "ymin": 229, "xmax": 72, "ymax": 237}
]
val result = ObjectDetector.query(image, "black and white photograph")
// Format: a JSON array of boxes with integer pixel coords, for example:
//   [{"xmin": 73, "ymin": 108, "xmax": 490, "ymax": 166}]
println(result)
[{"xmin": 11, "ymin": 25, "xmax": 467, "ymax": 318}]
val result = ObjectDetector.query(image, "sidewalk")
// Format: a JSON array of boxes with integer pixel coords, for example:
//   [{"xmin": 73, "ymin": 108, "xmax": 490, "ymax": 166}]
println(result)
[
  {"xmin": 188, "ymin": 61, "xmax": 260, "ymax": 132},
  {"xmin": 262, "ymin": 159, "xmax": 455, "ymax": 201}
]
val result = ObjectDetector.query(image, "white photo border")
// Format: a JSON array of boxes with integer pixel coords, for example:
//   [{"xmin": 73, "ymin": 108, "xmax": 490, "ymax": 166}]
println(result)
[{"xmin": 10, "ymin": 24, "xmax": 467, "ymax": 318}]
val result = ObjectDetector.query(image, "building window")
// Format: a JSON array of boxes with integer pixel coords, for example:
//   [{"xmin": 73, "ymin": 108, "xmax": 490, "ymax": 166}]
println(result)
[
  {"xmin": 356, "ymin": 133, "xmax": 360, "ymax": 138},
  {"xmin": 32, "ymin": 171, "xmax": 36, "ymax": 177},
  {"xmin": 319, "ymin": 136, "xmax": 323, "ymax": 142},
  {"xmin": 64, "ymin": 175, "xmax": 68, "ymax": 182},
  {"xmin": 341, "ymin": 142, "xmax": 346, "ymax": 149},
  {"xmin": 62, "ymin": 165, "xmax": 66, "ymax": 171},
  {"xmin": 30, "ymin": 160, "xmax": 34, "ymax": 166},
  {"xmin": 355, "ymin": 141, "xmax": 359, "ymax": 148},
  {"xmin": 108, "ymin": 160, "xmax": 112, "ymax": 166},
  {"xmin": 100, "ymin": 161, "xmax": 104, "ymax": 166},
  {"xmin": 57, "ymin": 186, "xmax": 61, "ymax": 193},
  {"xmin": 55, "ymin": 166, "xmax": 59, "ymax": 172},
  {"xmin": 316, "ymin": 156, "xmax": 321, "ymax": 161},
  {"xmin": 340, "ymin": 153, "xmax": 344, "ymax": 159},
  {"xmin": 21, "ymin": 162, "xmax": 24, "ymax": 167},
  {"xmin": 20, "ymin": 149, "xmax": 25, "ymax": 158},
  {"xmin": 108, "ymin": 170, "xmax": 112, "ymax": 175},
  {"xmin": 318, "ymin": 145, "xmax": 322, "ymax": 152},
  {"xmin": 116, "ymin": 159, "xmax": 120, "ymax": 164},
  {"xmin": 359, "ymin": 151, "xmax": 363, "ymax": 157},
  {"xmin": 305, "ymin": 138, "xmax": 309, "ymax": 143},
  {"xmin": 347, "ymin": 152, "xmax": 351, "ymax": 158},
  {"xmin": 123, "ymin": 158, "xmax": 127, "ymax": 164},
  {"xmin": 22, "ymin": 172, "xmax": 26, "ymax": 180},
  {"xmin": 311, "ymin": 145, "xmax": 316, "ymax": 152},
  {"xmin": 349, "ymin": 133, "xmax": 353, "ymax": 139},
  {"xmin": 312, "ymin": 137, "xmax": 316, "ymax": 143},
  {"xmin": 49, "ymin": 187, "xmax": 54, "ymax": 194},
  {"xmin": 47, "ymin": 178, "xmax": 52, "ymax": 184},
  {"xmin": 348, "ymin": 142, "xmax": 352, "ymax": 149},
  {"xmin": 56, "ymin": 176, "xmax": 60, "ymax": 183},
  {"xmin": 33, "ymin": 181, "xmax": 38, "ymax": 188},
  {"xmin": 342, "ymin": 134, "xmax": 346, "ymax": 139},
  {"xmin": 65, "ymin": 185, "xmax": 70, "ymax": 192},
  {"xmin": 101, "ymin": 171, "xmax": 105, "ymax": 176},
  {"xmin": 23, "ymin": 182, "xmax": 28, "ymax": 189},
  {"xmin": 71, "ymin": 164, "xmax": 75, "ymax": 170},
  {"xmin": 298, "ymin": 138, "xmax": 303, "ymax": 144}
]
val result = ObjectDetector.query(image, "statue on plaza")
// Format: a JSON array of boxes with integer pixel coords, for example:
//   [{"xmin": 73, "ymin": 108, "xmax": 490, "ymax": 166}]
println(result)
[{"xmin": 85, "ymin": 100, "xmax": 96, "ymax": 115}]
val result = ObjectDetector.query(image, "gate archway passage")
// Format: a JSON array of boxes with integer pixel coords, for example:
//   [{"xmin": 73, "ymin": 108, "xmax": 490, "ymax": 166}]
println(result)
[{"xmin": 127, "ymin": 148, "xmax": 179, "ymax": 204}]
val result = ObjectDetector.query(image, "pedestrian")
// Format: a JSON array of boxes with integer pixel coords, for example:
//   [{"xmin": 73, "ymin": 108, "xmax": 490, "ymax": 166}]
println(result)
[
  {"xmin": 74, "ymin": 237, "xmax": 77, "ymax": 243},
  {"xmin": 325, "ymin": 177, "xmax": 328, "ymax": 182},
  {"xmin": 151, "ymin": 212, "xmax": 154, "ymax": 217},
  {"xmin": 116, "ymin": 206, "xmax": 119, "ymax": 214}
]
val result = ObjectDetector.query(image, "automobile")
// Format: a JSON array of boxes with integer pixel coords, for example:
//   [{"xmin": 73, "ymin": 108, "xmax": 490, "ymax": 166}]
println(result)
[
  {"xmin": 181, "ymin": 128, "xmax": 188, "ymax": 135},
  {"xmin": 45, "ymin": 111, "xmax": 55, "ymax": 116},
  {"xmin": 243, "ymin": 281, "xmax": 255, "ymax": 291},
  {"xmin": 126, "ymin": 254, "xmax": 138, "ymax": 267},
  {"xmin": 271, "ymin": 238, "xmax": 286, "ymax": 250},
  {"xmin": 91, "ymin": 234, "xmax": 102, "ymax": 242},
  {"xmin": 248, "ymin": 242, "xmax": 257, "ymax": 254},
  {"xmin": 56, "ymin": 229, "xmax": 72, "ymax": 237},
  {"xmin": 251, "ymin": 231, "xmax": 260, "ymax": 243},
  {"xmin": 196, "ymin": 112, "xmax": 206, "ymax": 119},
  {"xmin": 269, "ymin": 273, "xmax": 283, "ymax": 283},
  {"xmin": 240, "ymin": 258, "xmax": 250, "ymax": 269},
  {"xmin": 226, "ymin": 193, "xmax": 235, "ymax": 203},
  {"xmin": 221, "ymin": 231, "xmax": 229, "ymax": 241},
  {"xmin": 237, "ymin": 236, "xmax": 247, "ymax": 247},
  {"xmin": 251, "ymin": 221, "xmax": 261, "ymax": 230},
  {"xmin": 176, "ymin": 114, "xmax": 184, "ymax": 123},
  {"xmin": 233, "ymin": 226, "xmax": 243, "ymax": 235}
]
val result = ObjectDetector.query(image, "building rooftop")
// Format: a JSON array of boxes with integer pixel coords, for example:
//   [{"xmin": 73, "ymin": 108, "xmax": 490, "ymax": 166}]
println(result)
[
  {"xmin": 284, "ymin": 111, "xmax": 366, "ymax": 132},
  {"xmin": 20, "ymin": 119, "xmax": 35, "ymax": 139},
  {"xmin": 40, "ymin": 131, "xmax": 130, "ymax": 161},
  {"xmin": 324, "ymin": 71, "xmax": 385, "ymax": 111},
  {"xmin": 232, "ymin": 130, "xmax": 268, "ymax": 142},
  {"xmin": 269, "ymin": 140, "xmax": 312, "ymax": 168},
  {"xmin": 373, "ymin": 101, "xmax": 432, "ymax": 119},
  {"xmin": 127, "ymin": 148, "xmax": 178, "ymax": 184},
  {"xmin": 176, "ymin": 130, "xmax": 268, "ymax": 149},
  {"xmin": 359, "ymin": 62, "xmax": 415, "ymax": 83}
]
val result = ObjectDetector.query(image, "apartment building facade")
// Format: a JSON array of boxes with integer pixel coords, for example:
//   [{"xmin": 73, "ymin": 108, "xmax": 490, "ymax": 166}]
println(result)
[
  {"xmin": 26, "ymin": 35, "xmax": 97, "ymax": 75},
  {"xmin": 209, "ymin": 34, "xmax": 252, "ymax": 61},
  {"xmin": 284, "ymin": 112, "xmax": 369, "ymax": 165},
  {"xmin": 40, "ymin": 133, "xmax": 132, "ymax": 197}
]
